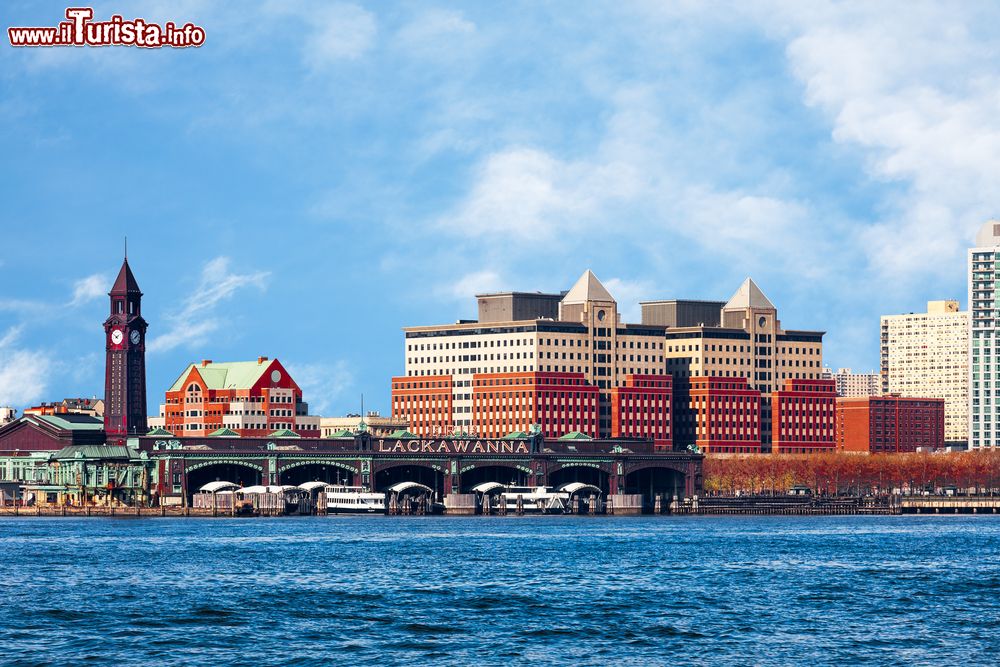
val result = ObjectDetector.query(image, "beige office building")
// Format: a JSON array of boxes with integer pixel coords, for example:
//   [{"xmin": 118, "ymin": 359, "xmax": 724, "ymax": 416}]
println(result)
[
  {"xmin": 880, "ymin": 300, "xmax": 969, "ymax": 445},
  {"xmin": 398, "ymin": 270, "xmax": 667, "ymax": 436},
  {"xmin": 660, "ymin": 278, "xmax": 826, "ymax": 447}
]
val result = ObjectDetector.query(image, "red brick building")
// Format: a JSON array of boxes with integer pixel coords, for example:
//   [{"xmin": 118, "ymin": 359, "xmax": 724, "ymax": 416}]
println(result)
[
  {"xmin": 836, "ymin": 395, "xmax": 945, "ymax": 453},
  {"xmin": 391, "ymin": 375, "xmax": 454, "ymax": 436},
  {"xmin": 771, "ymin": 379, "xmax": 836, "ymax": 454},
  {"xmin": 687, "ymin": 377, "xmax": 762, "ymax": 454},
  {"xmin": 611, "ymin": 374, "xmax": 672, "ymax": 449},
  {"xmin": 470, "ymin": 372, "xmax": 599, "ymax": 439},
  {"xmin": 164, "ymin": 357, "xmax": 319, "ymax": 438}
]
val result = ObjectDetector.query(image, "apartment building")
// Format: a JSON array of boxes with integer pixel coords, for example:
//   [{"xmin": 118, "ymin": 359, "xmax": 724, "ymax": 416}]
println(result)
[
  {"xmin": 881, "ymin": 300, "xmax": 969, "ymax": 446},
  {"xmin": 822, "ymin": 368, "xmax": 880, "ymax": 397},
  {"xmin": 836, "ymin": 396, "xmax": 945, "ymax": 453},
  {"xmin": 969, "ymin": 220, "xmax": 1000, "ymax": 449}
]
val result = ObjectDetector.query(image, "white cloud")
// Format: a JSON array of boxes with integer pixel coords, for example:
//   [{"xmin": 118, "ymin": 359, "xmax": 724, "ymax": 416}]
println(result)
[
  {"xmin": 445, "ymin": 270, "xmax": 505, "ymax": 302},
  {"xmin": 397, "ymin": 9, "xmax": 476, "ymax": 59},
  {"xmin": 148, "ymin": 257, "xmax": 270, "ymax": 353},
  {"xmin": 0, "ymin": 326, "xmax": 51, "ymax": 407},
  {"xmin": 774, "ymin": 2, "xmax": 1000, "ymax": 280},
  {"xmin": 70, "ymin": 273, "xmax": 108, "ymax": 306},
  {"xmin": 300, "ymin": 4, "xmax": 377, "ymax": 68},
  {"xmin": 285, "ymin": 360, "xmax": 353, "ymax": 416},
  {"xmin": 603, "ymin": 277, "xmax": 654, "ymax": 323}
]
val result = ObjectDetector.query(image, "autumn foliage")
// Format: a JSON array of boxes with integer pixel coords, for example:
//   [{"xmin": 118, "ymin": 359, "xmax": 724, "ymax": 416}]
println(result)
[{"xmin": 703, "ymin": 450, "xmax": 1000, "ymax": 496}]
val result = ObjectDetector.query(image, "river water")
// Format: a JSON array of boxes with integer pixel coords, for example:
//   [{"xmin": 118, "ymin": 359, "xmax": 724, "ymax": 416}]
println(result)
[{"xmin": 1, "ymin": 515, "xmax": 998, "ymax": 665}]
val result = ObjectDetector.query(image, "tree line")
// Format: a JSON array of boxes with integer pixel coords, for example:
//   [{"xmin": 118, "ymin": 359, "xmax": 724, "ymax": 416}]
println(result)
[{"xmin": 702, "ymin": 450, "xmax": 1000, "ymax": 496}]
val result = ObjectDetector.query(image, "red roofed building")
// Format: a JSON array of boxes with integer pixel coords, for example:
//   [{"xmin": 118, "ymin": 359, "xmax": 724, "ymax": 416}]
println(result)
[{"xmin": 163, "ymin": 357, "xmax": 320, "ymax": 438}]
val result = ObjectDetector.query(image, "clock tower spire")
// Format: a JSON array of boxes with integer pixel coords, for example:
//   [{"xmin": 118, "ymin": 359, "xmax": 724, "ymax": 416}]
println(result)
[{"xmin": 103, "ymin": 254, "xmax": 148, "ymax": 444}]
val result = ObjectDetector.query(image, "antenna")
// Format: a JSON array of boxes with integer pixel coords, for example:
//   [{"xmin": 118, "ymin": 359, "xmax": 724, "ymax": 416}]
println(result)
[{"xmin": 124, "ymin": 236, "xmax": 128, "ymax": 260}]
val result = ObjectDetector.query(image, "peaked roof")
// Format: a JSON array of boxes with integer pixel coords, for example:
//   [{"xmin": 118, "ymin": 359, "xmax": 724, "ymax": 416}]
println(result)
[
  {"xmin": 326, "ymin": 429, "xmax": 354, "ymax": 438},
  {"xmin": 502, "ymin": 431, "xmax": 529, "ymax": 439},
  {"xmin": 146, "ymin": 427, "xmax": 174, "ymax": 436},
  {"xmin": 558, "ymin": 431, "xmax": 593, "ymax": 440},
  {"xmin": 208, "ymin": 427, "xmax": 240, "ymax": 437},
  {"xmin": 389, "ymin": 429, "xmax": 418, "ymax": 439},
  {"xmin": 168, "ymin": 359, "xmax": 281, "ymax": 392},
  {"xmin": 268, "ymin": 428, "xmax": 300, "ymax": 438},
  {"xmin": 110, "ymin": 258, "xmax": 142, "ymax": 296},
  {"xmin": 561, "ymin": 270, "xmax": 615, "ymax": 304},
  {"xmin": 724, "ymin": 278, "xmax": 775, "ymax": 311}
]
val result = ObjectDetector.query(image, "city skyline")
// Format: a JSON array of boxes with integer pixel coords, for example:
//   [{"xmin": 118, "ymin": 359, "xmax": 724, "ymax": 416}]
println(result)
[{"xmin": 2, "ymin": 2, "xmax": 998, "ymax": 417}]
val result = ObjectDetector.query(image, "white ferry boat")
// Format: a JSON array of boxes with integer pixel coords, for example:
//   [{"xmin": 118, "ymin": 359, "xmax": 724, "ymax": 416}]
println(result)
[
  {"xmin": 323, "ymin": 485, "xmax": 386, "ymax": 514},
  {"xmin": 499, "ymin": 485, "xmax": 569, "ymax": 514}
]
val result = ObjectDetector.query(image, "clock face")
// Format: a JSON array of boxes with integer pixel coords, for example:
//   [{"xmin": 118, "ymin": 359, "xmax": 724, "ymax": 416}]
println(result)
[
  {"xmin": 130, "ymin": 330, "xmax": 141, "ymax": 345},
  {"xmin": 111, "ymin": 329, "xmax": 124, "ymax": 345}
]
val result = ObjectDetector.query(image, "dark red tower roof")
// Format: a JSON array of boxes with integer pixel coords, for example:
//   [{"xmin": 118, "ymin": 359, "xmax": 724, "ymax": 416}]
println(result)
[{"xmin": 109, "ymin": 258, "xmax": 142, "ymax": 296}]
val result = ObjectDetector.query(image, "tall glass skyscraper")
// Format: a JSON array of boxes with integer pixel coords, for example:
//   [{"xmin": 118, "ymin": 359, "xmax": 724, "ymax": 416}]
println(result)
[{"xmin": 969, "ymin": 221, "xmax": 1000, "ymax": 448}]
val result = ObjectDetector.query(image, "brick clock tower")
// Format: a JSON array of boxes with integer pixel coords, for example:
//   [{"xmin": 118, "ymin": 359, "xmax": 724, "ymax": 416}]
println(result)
[{"xmin": 103, "ymin": 256, "xmax": 148, "ymax": 444}]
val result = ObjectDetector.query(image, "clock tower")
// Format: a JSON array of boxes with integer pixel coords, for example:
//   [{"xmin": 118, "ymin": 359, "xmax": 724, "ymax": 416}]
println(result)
[{"xmin": 103, "ymin": 255, "xmax": 148, "ymax": 444}]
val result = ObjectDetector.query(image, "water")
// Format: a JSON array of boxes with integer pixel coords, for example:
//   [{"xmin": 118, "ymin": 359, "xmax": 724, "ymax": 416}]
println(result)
[{"xmin": 1, "ymin": 516, "xmax": 998, "ymax": 666}]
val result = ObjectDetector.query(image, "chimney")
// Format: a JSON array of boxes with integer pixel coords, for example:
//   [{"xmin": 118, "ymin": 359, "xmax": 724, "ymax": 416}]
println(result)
[
  {"xmin": 201, "ymin": 360, "xmax": 212, "ymax": 367},
  {"xmin": 258, "ymin": 356, "xmax": 268, "ymax": 365}
]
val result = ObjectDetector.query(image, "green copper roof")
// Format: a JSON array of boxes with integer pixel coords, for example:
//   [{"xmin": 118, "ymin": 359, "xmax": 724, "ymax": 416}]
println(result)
[
  {"xmin": 502, "ymin": 431, "xmax": 529, "ymax": 439},
  {"xmin": 146, "ymin": 427, "xmax": 174, "ymax": 436},
  {"xmin": 558, "ymin": 431, "xmax": 593, "ymax": 440},
  {"xmin": 168, "ymin": 360, "xmax": 278, "ymax": 392},
  {"xmin": 34, "ymin": 414, "xmax": 104, "ymax": 431},
  {"xmin": 52, "ymin": 445, "xmax": 138, "ymax": 460},
  {"xmin": 326, "ymin": 429, "xmax": 354, "ymax": 438},
  {"xmin": 208, "ymin": 427, "xmax": 240, "ymax": 437},
  {"xmin": 389, "ymin": 429, "xmax": 418, "ymax": 439},
  {"xmin": 268, "ymin": 428, "xmax": 300, "ymax": 438}
]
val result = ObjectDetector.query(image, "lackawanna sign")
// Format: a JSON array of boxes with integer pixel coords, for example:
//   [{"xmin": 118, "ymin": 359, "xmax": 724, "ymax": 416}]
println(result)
[{"xmin": 375, "ymin": 439, "xmax": 531, "ymax": 455}]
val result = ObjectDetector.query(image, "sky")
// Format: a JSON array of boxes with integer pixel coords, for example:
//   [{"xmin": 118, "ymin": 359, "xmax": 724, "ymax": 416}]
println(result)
[{"xmin": 1, "ymin": 0, "xmax": 998, "ymax": 417}]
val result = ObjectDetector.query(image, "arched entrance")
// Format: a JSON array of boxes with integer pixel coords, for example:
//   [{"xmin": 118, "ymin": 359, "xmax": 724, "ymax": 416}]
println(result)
[
  {"xmin": 623, "ymin": 465, "xmax": 686, "ymax": 512},
  {"xmin": 461, "ymin": 464, "xmax": 529, "ymax": 492},
  {"xmin": 186, "ymin": 462, "xmax": 262, "ymax": 499},
  {"xmin": 280, "ymin": 463, "xmax": 356, "ymax": 486},
  {"xmin": 374, "ymin": 464, "xmax": 445, "ymax": 498},
  {"xmin": 548, "ymin": 465, "xmax": 610, "ymax": 494}
]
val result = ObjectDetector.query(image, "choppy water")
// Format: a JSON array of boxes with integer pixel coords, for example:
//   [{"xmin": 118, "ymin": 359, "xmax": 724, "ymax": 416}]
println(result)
[{"xmin": 1, "ymin": 516, "xmax": 998, "ymax": 665}]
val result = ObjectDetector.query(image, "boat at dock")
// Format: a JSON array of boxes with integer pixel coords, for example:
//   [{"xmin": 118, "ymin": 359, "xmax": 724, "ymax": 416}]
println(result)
[
  {"xmin": 498, "ymin": 485, "xmax": 569, "ymax": 514},
  {"xmin": 323, "ymin": 485, "xmax": 386, "ymax": 514}
]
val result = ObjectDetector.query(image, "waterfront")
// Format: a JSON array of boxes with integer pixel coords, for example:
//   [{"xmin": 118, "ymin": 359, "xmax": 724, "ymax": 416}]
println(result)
[{"xmin": 1, "ymin": 517, "xmax": 999, "ymax": 665}]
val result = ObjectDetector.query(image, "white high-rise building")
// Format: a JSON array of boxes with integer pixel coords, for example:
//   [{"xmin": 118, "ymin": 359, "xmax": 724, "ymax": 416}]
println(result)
[
  {"xmin": 881, "ymin": 301, "xmax": 969, "ymax": 445},
  {"xmin": 969, "ymin": 221, "xmax": 1000, "ymax": 449}
]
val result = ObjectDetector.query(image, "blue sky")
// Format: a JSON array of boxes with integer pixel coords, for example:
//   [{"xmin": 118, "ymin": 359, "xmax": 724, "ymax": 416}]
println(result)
[{"xmin": 1, "ymin": 1, "xmax": 997, "ymax": 416}]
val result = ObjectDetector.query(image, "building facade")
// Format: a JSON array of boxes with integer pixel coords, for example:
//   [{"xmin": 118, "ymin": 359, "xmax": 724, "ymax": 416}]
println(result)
[
  {"xmin": 969, "ymin": 221, "xmax": 1000, "ymax": 449},
  {"xmin": 393, "ymin": 271, "xmax": 668, "ymax": 440},
  {"xmin": 163, "ymin": 357, "xmax": 320, "ymax": 437},
  {"xmin": 664, "ymin": 279, "xmax": 825, "ymax": 452},
  {"xmin": 822, "ymin": 368, "xmax": 881, "ymax": 398},
  {"xmin": 881, "ymin": 300, "xmax": 968, "ymax": 445},
  {"xmin": 683, "ymin": 376, "xmax": 762, "ymax": 454},
  {"xmin": 320, "ymin": 413, "xmax": 410, "ymax": 438},
  {"xmin": 610, "ymin": 374, "xmax": 672, "ymax": 448},
  {"xmin": 836, "ymin": 396, "xmax": 945, "ymax": 454},
  {"xmin": 24, "ymin": 398, "xmax": 105, "ymax": 419},
  {"xmin": 771, "ymin": 379, "xmax": 837, "ymax": 454}
]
